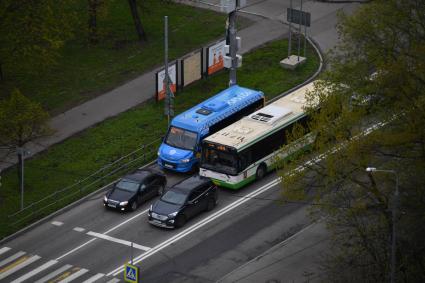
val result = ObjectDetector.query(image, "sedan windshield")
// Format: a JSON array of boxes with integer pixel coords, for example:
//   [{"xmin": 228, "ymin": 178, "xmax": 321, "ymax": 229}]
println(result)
[
  {"xmin": 160, "ymin": 190, "xmax": 187, "ymax": 205},
  {"xmin": 165, "ymin": 126, "xmax": 198, "ymax": 151},
  {"xmin": 115, "ymin": 179, "xmax": 139, "ymax": 192}
]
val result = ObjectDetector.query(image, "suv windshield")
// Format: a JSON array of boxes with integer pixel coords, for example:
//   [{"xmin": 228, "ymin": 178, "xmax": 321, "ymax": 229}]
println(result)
[
  {"xmin": 165, "ymin": 126, "xmax": 198, "ymax": 151},
  {"xmin": 115, "ymin": 179, "xmax": 139, "ymax": 192},
  {"xmin": 160, "ymin": 189, "xmax": 187, "ymax": 205}
]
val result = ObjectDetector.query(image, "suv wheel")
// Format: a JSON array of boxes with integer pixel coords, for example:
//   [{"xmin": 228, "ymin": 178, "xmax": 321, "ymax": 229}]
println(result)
[
  {"xmin": 158, "ymin": 184, "xmax": 165, "ymax": 196},
  {"xmin": 175, "ymin": 215, "xmax": 186, "ymax": 228},
  {"xmin": 206, "ymin": 198, "xmax": 216, "ymax": 212}
]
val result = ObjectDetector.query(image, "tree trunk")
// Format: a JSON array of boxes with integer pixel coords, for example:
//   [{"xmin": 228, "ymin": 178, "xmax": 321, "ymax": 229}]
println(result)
[
  {"xmin": 88, "ymin": 0, "xmax": 99, "ymax": 44},
  {"xmin": 127, "ymin": 0, "xmax": 146, "ymax": 42}
]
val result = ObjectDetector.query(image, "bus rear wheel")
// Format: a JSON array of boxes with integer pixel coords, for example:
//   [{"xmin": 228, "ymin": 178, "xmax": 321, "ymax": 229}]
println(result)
[{"xmin": 256, "ymin": 164, "xmax": 267, "ymax": 180}]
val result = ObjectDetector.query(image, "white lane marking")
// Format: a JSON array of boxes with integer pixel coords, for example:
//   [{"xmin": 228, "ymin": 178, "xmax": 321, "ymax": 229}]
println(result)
[
  {"xmin": 57, "ymin": 268, "xmax": 88, "ymax": 283},
  {"xmin": 34, "ymin": 264, "xmax": 72, "ymax": 283},
  {"xmin": 0, "ymin": 251, "xmax": 26, "ymax": 268},
  {"xmin": 0, "ymin": 255, "xmax": 41, "ymax": 280},
  {"xmin": 106, "ymin": 278, "xmax": 121, "ymax": 283},
  {"xmin": 82, "ymin": 273, "xmax": 105, "ymax": 283},
  {"xmin": 11, "ymin": 259, "xmax": 58, "ymax": 283},
  {"xmin": 56, "ymin": 239, "xmax": 96, "ymax": 261},
  {"xmin": 51, "ymin": 221, "xmax": 64, "ymax": 226},
  {"xmin": 87, "ymin": 231, "xmax": 151, "ymax": 251},
  {"xmin": 55, "ymin": 208, "xmax": 149, "ymax": 261},
  {"xmin": 73, "ymin": 227, "xmax": 85, "ymax": 232},
  {"xmin": 108, "ymin": 178, "xmax": 281, "ymax": 276},
  {"xmin": 0, "ymin": 247, "xmax": 11, "ymax": 256}
]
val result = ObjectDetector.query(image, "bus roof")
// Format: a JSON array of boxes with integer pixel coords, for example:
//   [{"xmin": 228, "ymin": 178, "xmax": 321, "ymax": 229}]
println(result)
[
  {"xmin": 171, "ymin": 85, "xmax": 264, "ymax": 134},
  {"xmin": 203, "ymin": 81, "xmax": 317, "ymax": 151}
]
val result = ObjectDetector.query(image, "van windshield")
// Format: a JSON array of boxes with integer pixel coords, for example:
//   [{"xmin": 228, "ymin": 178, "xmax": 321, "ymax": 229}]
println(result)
[{"xmin": 165, "ymin": 126, "xmax": 198, "ymax": 151}]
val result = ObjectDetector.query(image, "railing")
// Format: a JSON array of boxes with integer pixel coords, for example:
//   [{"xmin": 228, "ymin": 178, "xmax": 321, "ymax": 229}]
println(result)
[{"xmin": 7, "ymin": 137, "xmax": 163, "ymax": 228}]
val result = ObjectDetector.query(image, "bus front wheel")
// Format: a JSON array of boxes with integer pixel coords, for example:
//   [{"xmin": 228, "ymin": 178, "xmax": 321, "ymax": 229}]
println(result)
[{"xmin": 256, "ymin": 164, "xmax": 267, "ymax": 180}]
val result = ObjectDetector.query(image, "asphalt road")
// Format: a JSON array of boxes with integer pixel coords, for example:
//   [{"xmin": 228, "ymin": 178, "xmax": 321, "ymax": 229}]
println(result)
[{"xmin": 0, "ymin": 168, "xmax": 311, "ymax": 282}]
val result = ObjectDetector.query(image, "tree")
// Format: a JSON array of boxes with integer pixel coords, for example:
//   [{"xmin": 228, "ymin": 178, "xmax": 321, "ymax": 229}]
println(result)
[
  {"xmin": 0, "ymin": 89, "xmax": 52, "ymax": 184},
  {"xmin": 88, "ymin": 0, "xmax": 105, "ymax": 45},
  {"xmin": 128, "ymin": 0, "xmax": 147, "ymax": 42},
  {"xmin": 277, "ymin": 0, "xmax": 425, "ymax": 281},
  {"xmin": 0, "ymin": 0, "xmax": 74, "ymax": 81}
]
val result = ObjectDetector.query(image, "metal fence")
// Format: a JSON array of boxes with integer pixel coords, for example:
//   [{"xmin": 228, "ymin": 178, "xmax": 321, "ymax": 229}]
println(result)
[{"xmin": 7, "ymin": 137, "xmax": 162, "ymax": 227}]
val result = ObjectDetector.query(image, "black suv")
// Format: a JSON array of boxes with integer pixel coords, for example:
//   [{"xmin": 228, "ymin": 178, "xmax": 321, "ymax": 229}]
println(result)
[
  {"xmin": 104, "ymin": 169, "xmax": 166, "ymax": 212},
  {"xmin": 148, "ymin": 175, "xmax": 218, "ymax": 228}
]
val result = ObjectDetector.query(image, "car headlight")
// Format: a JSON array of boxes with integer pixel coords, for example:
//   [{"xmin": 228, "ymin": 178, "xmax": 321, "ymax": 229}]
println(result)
[
  {"xmin": 168, "ymin": 211, "xmax": 178, "ymax": 218},
  {"xmin": 104, "ymin": 196, "xmax": 108, "ymax": 202},
  {"xmin": 157, "ymin": 151, "xmax": 160, "ymax": 156},
  {"xmin": 181, "ymin": 158, "xmax": 190, "ymax": 163},
  {"xmin": 120, "ymin": 201, "xmax": 128, "ymax": 206}
]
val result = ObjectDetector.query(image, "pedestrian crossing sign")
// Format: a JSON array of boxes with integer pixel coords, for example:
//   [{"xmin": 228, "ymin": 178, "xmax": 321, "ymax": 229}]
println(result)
[{"xmin": 124, "ymin": 263, "xmax": 139, "ymax": 283}]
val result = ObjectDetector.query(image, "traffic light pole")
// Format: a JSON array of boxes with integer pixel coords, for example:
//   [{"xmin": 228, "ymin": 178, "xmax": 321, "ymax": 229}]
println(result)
[
  {"xmin": 228, "ymin": 9, "xmax": 237, "ymax": 86},
  {"xmin": 164, "ymin": 16, "xmax": 170, "ymax": 127}
]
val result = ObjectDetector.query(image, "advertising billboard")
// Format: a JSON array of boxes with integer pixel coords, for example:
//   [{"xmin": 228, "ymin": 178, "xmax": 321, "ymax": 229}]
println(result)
[
  {"xmin": 182, "ymin": 51, "xmax": 202, "ymax": 87},
  {"xmin": 156, "ymin": 63, "xmax": 177, "ymax": 101},
  {"xmin": 207, "ymin": 40, "xmax": 226, "ymax": 75}
]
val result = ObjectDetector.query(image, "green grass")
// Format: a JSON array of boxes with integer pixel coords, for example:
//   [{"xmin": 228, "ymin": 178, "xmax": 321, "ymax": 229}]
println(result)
[
  {"xmin": 0, "ymin": 38, "xmax": 319, "ymax": 240},
  {"xmin": 0, "ymin": 0, "xmax": 235, "ymax": 114}
]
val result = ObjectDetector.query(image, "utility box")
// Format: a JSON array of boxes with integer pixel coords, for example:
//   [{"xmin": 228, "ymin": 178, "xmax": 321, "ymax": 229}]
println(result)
[{"xmin": 224, "ymin": 54, "xmax": 242, "ymax": 68}]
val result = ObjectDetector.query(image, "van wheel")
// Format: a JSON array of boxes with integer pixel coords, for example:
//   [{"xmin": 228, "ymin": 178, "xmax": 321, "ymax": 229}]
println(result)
[
  {"xmin": 175, "ymin": 215, "xmax": 186, "ymax": 228},
  {"xmin": 256, "ymin": 164, "xmax": 267, "ymax": 180}
]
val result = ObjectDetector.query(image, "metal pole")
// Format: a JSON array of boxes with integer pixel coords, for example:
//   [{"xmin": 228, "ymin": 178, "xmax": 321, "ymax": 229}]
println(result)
[
  {"xmin": 288, "ymin": 0, "xmax": 292, "ymax": 58},
  {"xmin": 228, "ymin": 1, "xmax": 237, "ymax": 86},
  {"xmin": 297, "ymin": 0, "xmax": 303, "ymax": 62},
  {"xmin": 391, "ymin": 172, "xmax": 399, "ymax": 283},
  {"xmin": 19, "ymin": 148, "xmax": 24, "ymax": 210},
  {"xmin": 303, "ymin": 9, "xmax": 307, "ymax": 57},
  {"xmin": 131, "ymin": 242, "xmax": 134, "ymax": 265},
  {"xmin": 164, "ymin": 16, "xmax": 170, "ymax": 126}
]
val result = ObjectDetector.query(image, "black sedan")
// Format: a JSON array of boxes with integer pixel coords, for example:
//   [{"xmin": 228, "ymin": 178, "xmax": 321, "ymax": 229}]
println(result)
[
  {"xmin": 104, "ymin": 169, "xmax": 166, "ymax": 212},
  {"xmin": 148, "ymin": 175, "xmax": 218, "ymax": 228}
]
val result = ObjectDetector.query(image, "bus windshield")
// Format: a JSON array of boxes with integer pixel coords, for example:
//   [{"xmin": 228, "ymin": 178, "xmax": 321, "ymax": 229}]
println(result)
[
  {"xmin": 165, "ymin": 126, "xmax": 198, "ymax": 151},
  {"xmin": 201, "ymin": 147, "xmax": 238, "ymax": 175}
]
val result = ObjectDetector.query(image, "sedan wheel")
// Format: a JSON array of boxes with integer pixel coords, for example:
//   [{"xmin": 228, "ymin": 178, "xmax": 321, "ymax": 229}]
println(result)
[
  {"xmin": 131, "ymin": 201, "xmax": 137, "ymax": 211},
  {"xmin": 206, "ymin": 198, "xmax": 216, "ymax": 212}
]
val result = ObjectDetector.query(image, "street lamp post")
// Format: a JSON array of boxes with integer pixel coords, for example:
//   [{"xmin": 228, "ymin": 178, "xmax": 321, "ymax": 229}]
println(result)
[{"xmin": 366, "ymin": 167, "xmax": 399, "ymax": 283}]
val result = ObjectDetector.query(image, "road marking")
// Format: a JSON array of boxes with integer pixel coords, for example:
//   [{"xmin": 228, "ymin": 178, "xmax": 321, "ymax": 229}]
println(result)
[
  {"xmin": 106, "ymin": 278, "xmax": 121, "ymax": 283},
  {"xmin": 0, "ymin": 251, "xmax": 26, "ymax": 268},
  {"xmin": 0, "ymin": 255, "xmax": 41, "ymax": 280},
  {"xmin": 108, "ymin": 178, "xmax": 281, "ymax": 276},
  {"xmin": 11, "ymin": 259, "xmax": 58, "ymax": 283},
  {"xmin": 57, "ymin": 268, "xmax": 88, "ymax": 283},
  {"xmin": 55, "ymin": 208, "xmax": 149, "ymax": 261},
  {"xmin": 51, "ymin": 221, "xmax": 64, "ymax": 226},
  {"xmin": 73, "ymin": 227, "xmax": 85, "ymax": 232},
  {"xmin": 82, "ymin": 273, "xmax": 104, "ymax": 283},
  {"xmin": 87, "ymin": 231, "xmax": 151, "ymax": 251},
  {"xmin": 0, "ymin": 247, "xmax": 11, "ymax": 256},
  {"xmin": 34, "ymin": 264, "xmax": 72, "ymax": 283}
]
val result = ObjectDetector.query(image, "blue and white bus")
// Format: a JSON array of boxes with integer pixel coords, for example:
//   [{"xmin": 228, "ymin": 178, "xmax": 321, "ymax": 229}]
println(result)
[{"xmin": 157, "ymin": 85, "xmax": 265, "ymax": 172}]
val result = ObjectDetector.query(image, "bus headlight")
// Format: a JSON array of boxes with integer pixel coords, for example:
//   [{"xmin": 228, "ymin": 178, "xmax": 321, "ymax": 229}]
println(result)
[{"xmin": 181, "ymin": 158, "xmax": 190, "ymax": 163}]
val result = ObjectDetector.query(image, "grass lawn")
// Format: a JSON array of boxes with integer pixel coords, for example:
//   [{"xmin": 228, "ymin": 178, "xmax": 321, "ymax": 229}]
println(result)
[
  {"xmin": 0, "ymin": 38, "xmax": 320, "ymax": 240},
  {"xmin": 0, "ymin": 0, "xmax": 234, "ymax": 114}
]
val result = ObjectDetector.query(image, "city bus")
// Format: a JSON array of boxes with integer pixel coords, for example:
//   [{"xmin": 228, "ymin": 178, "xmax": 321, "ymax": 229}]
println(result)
[
  {"xmin": 199, "ymin": 81, "xmax": 317, "ymax": 189},
  {"xmin": 157, "ymin": 85, "xmax": 264, "ymax": 173}
]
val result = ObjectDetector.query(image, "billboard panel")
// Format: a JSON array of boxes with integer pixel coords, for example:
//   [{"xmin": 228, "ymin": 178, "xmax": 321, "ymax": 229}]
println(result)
[
  {"xmin": 156, "ymin": 63, "xmax": 177, "ymax": 101},
  {"xmin": 207, "ymin": 40, "xmax": 226, "ymax": 75},
  {"xmin": 183, "ymin": 51, "xmax": 202, "ymax": 87}
]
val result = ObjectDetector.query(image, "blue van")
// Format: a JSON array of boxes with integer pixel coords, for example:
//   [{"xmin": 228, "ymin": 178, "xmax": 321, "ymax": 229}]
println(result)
[{"xmin": 157, "ymin": 85, "xmax": 264, "ymax": 172}]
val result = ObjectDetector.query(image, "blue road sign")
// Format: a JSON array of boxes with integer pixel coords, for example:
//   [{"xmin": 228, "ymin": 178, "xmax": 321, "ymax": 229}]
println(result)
[{"xmin": 124, "ymin": 263, "xmax": 139, "ymax": 283}]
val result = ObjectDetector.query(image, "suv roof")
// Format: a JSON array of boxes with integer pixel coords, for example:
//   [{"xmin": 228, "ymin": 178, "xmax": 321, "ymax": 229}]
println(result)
[{"xmin": 172, "ymin": 175, "xmax": 212, "ymax": 193}]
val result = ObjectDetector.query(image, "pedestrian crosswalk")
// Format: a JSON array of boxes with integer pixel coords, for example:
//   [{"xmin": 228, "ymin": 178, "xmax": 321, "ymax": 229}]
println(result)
[{"xmin": 0, "ymin": 247, "xmax": 121, "ymax": 282}]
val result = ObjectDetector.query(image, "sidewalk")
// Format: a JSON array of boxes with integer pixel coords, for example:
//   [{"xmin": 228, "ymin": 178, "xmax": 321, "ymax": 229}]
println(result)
[{"xmin": 0, "ymin": 6, "xmax": 288, "ymax": 170}]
